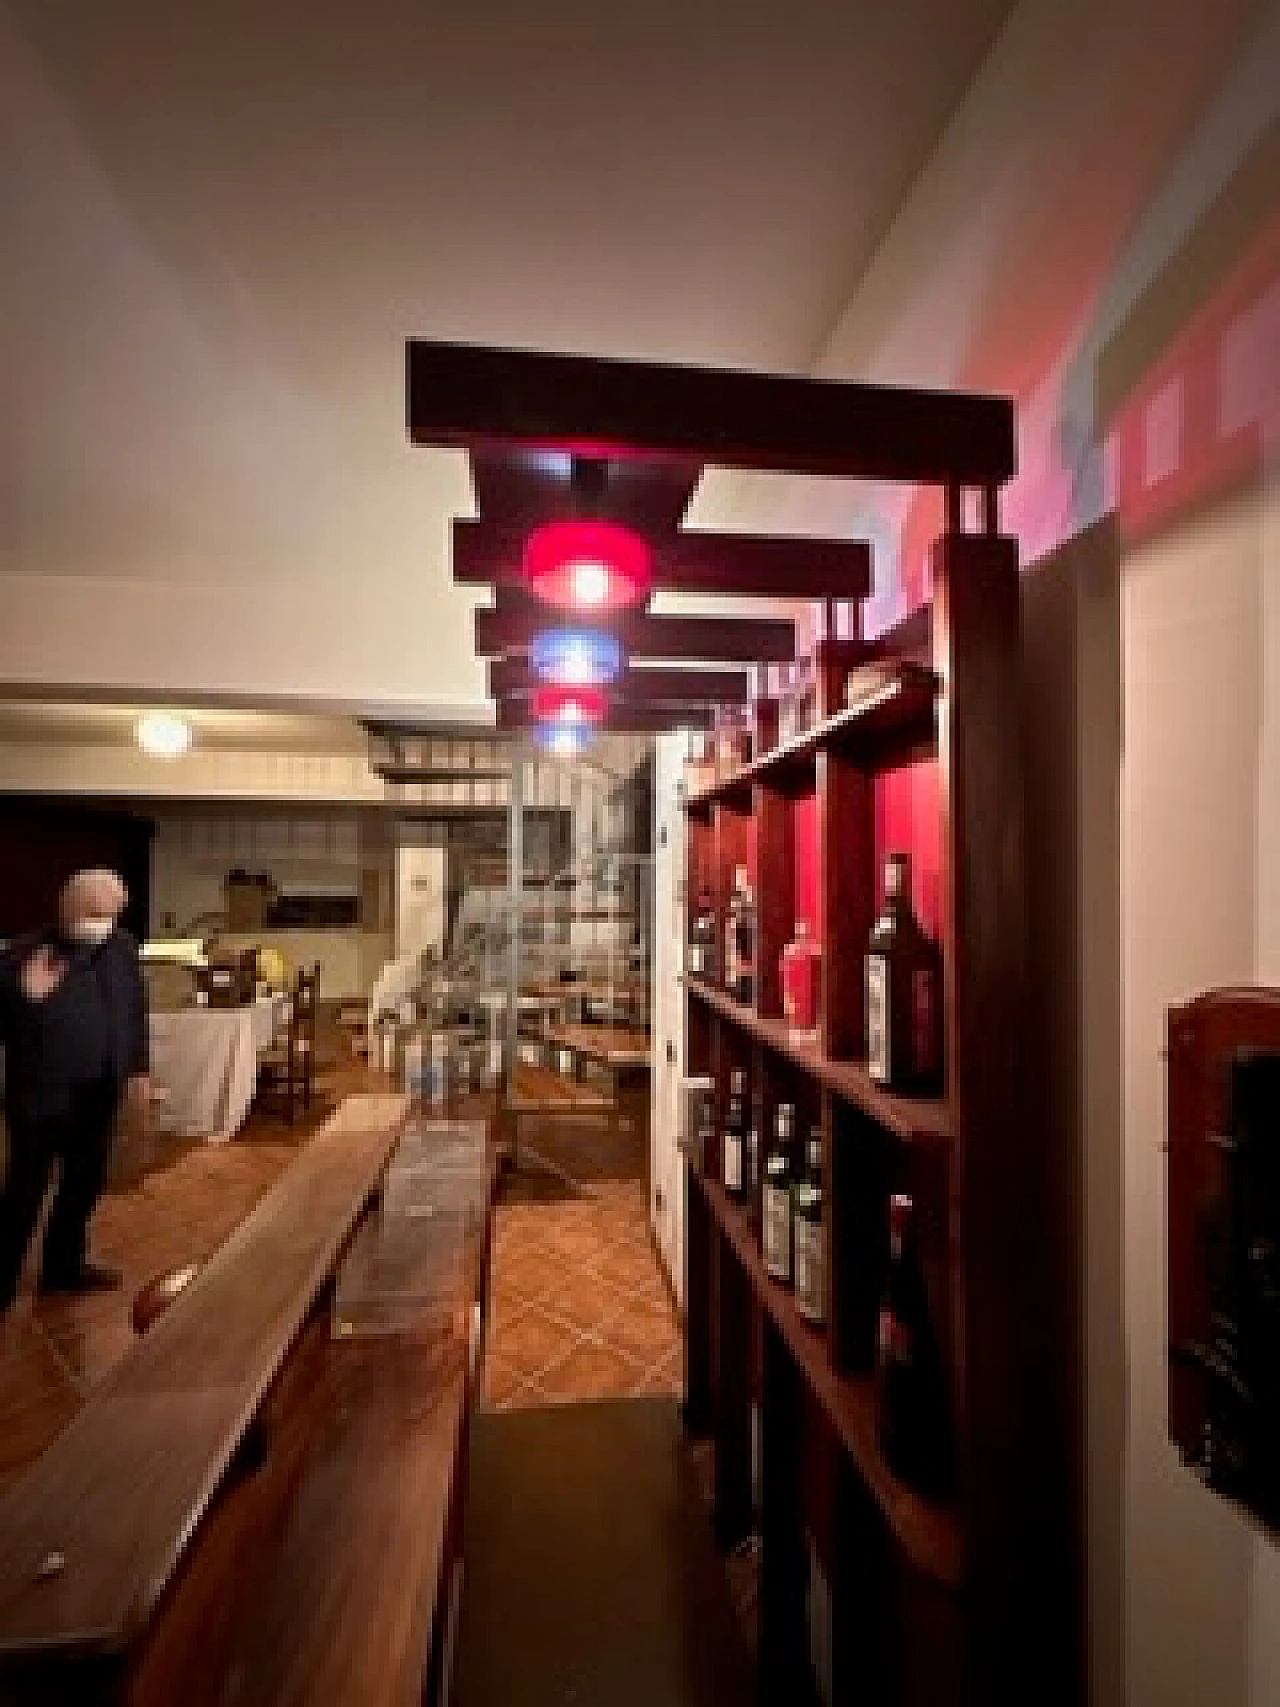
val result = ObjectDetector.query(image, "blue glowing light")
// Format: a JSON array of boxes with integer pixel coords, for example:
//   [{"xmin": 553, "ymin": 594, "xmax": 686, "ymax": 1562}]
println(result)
[
  {"xmin": 535, "ymin": 720, "xmax": 594, "ymax": 758},
  {"xmin": 529, "ymin": 626, "xmax": 623, "ymax": 687}
]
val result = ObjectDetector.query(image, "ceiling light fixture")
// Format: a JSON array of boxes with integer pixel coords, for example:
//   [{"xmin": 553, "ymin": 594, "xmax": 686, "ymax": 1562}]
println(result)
[
  {"xmin": 529, "ymin": 682, "xmax": 608, "ymax": 726},
  {"xmin": 529, "ymin": 627, "xmax": 623, "ymax": 688},
  {"xmin": 523, "ymin": 519, "xmax": 651, "ymax": 615},
  {"xmin": 135, "ymin": 711, "xmax": 191, "ymax": 759},
  {"xmin": 536, "ymin": 720, "xmax": 593, "ymax": 758}
]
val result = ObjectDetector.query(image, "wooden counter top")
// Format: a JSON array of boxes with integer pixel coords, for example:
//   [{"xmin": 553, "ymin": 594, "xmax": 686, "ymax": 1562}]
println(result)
[
  {"xmin": 543, "ymin": 1023, "xmax": 651, "ymax": 1071},
  {"xmin": 0, "ymin": 1094, "xmax": 410, "ymax": 1668},
  {"xmin": 0, "ymin": 1094, "xmax": 496, "ymax": 1707}
]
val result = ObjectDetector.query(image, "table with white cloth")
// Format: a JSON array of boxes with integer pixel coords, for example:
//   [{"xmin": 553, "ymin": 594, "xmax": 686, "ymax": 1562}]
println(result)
[{"xmin": 149, "ymin": 996, "xmax": 284, "ymax": 1143}]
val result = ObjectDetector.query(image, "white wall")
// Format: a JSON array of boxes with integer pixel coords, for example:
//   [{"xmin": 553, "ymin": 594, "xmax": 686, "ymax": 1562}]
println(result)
[
  {"xmin": 1123, "ymin": 464, "xmax": 1280, "ymax": 1707},
  {"xmin": 650, "ymin": 732, "xmax": 688, "ymax": 1302}
]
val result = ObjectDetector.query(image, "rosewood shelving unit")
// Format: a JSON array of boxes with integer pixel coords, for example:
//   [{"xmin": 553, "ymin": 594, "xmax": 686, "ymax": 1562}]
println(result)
[
  {"xmin": 403, "ymin": 338, "xmax": 1056, "ymax": 1707},
  {"xmin": 682, "ymin": 535, "xmax": 1031, "ymax": 1707}
]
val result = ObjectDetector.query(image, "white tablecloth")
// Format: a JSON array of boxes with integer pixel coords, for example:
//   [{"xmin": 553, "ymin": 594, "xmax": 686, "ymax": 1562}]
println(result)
[{"xmin": 149, "ymin": 996, "xmax": 283, "ymax": 1143}]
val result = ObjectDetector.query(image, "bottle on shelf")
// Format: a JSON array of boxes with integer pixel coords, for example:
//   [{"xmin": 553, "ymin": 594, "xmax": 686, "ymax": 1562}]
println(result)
[
  {"xmin": 726, "ymin": 865, "xmax": 756, "ymax": 1005},
  {"xmin": 687, "ymin": 886, "xmax": 717, "ymax": 982},
  {"xmin": 745, "ymin": 1091, "xmax": 761, "ymax": 1226},
  {"xmin": 792, "ymin": 1130, "xmax": 825, "ymax": 1324},
  {"xmin": 877, "ymin": 1193, "xmax": 949, "ymax": 1496},
  {"xmin": 781, "ymin": 918, "xmax": 822, "ymax": 1038},
  {"xmin": 722, "ymin": 1069, "xmax": 746, "ymax": 1196},
  {"xmin": 864, "ymin": 852, "xmax": 942, "ymax": 1093},
  {"xmin": 763, "ymin": 1102, "xmax": 796, "ymax": 1283}
]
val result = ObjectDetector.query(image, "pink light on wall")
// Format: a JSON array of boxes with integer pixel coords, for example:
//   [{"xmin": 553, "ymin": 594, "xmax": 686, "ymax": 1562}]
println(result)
[{"xmin": 523, "ymin": 519, "xmax": 652, "ymax": 614}]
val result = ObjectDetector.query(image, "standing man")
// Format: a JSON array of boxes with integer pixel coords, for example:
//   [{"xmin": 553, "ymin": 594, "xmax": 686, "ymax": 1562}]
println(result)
[{"xmin": 0, "ymin": 869, "xmax": 149, "ymax": 1310}]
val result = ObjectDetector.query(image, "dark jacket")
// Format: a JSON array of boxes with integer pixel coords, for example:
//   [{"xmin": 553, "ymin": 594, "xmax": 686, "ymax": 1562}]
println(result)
[{"xmin": 0, "ymin": 927, "xmax": 148, "ymax": 1109}]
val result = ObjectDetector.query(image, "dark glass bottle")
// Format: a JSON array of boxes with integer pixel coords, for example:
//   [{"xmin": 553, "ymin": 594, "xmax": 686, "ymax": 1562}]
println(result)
[
  {"xmin": 762, "ymin": 1103, "xmax": 795, "ymax": 1282},
  {"xmin": 689, "ymin": 887, "xmax": 717, "ymax": 982},
  {"xmin": 877, "ymin": 1194, "xmax": 949, "ymax": 1496},
  {"xmin": 864, "ymin": 852, "xmax": 942, "ymax": 1092},
  {"xmin": 722, "ymin": 1070, "xmax": 746, "ymax": 1196},
  {"xmin": 793, "ymin": 1133, "xmax": 825, "ymax": 1324}
]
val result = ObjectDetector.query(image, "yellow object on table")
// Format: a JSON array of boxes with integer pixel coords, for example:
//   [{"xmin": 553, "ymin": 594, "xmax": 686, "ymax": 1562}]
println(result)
[{"xmin": 255, "ymin": 945, "xmax": 290, "ymax": 992}]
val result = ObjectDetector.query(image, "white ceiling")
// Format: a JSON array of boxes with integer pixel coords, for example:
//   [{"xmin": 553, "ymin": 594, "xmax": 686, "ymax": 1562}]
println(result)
[{"xmin": 0, "ymin": 0, "xmax": 1014, "ymax": 595}]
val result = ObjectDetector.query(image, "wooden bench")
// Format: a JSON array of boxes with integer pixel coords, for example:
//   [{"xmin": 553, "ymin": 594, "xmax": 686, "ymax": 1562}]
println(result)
[{"xmin": 0, "ymin": 1093, "xmax": 466, "ymax": 1703}]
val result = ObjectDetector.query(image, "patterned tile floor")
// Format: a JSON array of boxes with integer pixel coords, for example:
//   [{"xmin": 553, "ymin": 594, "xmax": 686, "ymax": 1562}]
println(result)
[{"xmin": 481, "ymin": 1104, "xmax": 683, "ymax": 1412}]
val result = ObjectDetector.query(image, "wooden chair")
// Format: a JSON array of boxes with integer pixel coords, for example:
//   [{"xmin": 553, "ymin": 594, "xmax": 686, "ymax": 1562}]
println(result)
[{"xmin": 256, "ymin": 964, "xmax": 320, "ymax": 1123}]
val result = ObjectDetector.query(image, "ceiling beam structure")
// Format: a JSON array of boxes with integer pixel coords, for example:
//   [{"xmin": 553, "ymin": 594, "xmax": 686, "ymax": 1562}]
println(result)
[
  {"xmin": 474, "ymin": 605, "xmax": 794, "ymax": 663},
  {"xmin": 453, "ymin": 518, "xmax": 872, "ymax": 601},
  {"xmin": 495, "ymin": 701, "xmax": 712, "ymax": 734},
  {"xmin": 408, "ymin": 340, "xmax": 1016, "ymax": 489},
  {"xmin": 487, "ymin": 657, "xmax": 750, "ymax": 703}
]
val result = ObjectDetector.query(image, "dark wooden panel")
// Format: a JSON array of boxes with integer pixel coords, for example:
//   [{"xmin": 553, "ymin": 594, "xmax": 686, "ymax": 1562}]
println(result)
[
  {"xmin": 488, "ymin": 657, "xmax": 750, "ymax": 703},
  {"xmin": 759, "ymin": 1321, "xmax": 807, "ymax": 1703},
  {"xmin": 684, "ymin": 1173, "xmax": 714, "ymax": 1438},
  {"xmin": 0, "ymin": 799, "xmax": 153, "ymax": 941},
  {"xmin": 493, "ymin": 702, "xmax": 712, "ymax": 733},
  {"xmin": 469, "ymin": 448, "xmax": 700, "ymax": 531},
  {"xmin": 0, "ymin": 1096, "xmax": 410, "ymax": 1670},
  {"xmin": 711, "ymin": 1233, "xmax": 754, "ymax": 1552},
  {"xmin": 476, "ymin": 605, "xmax": 795, "ymax": 663},
  {"xmin": 454, "ymin": 518, "xmax": 872, "ymax": 601},
  {"xmin": 407, "ymin": 341, "xmax": 1016, "ymax": 487},
  {"xmin": 930, "ymin": 530, "xmax": 1030, "ymax": 1702}
]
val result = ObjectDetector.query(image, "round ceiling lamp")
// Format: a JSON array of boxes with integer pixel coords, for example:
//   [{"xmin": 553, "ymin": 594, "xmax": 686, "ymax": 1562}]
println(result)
[
  {"xmin": 529, "ymin": 626, "xmax": 623, "ymax": 688},
  {"xmin": 529, "ymin": 682, "xmax": 609, "ymax": 726},
  {"xmin": 523, "ymin": 519, "xmax": 651, "ymax": 615},
  {"xmin": 135, "ymin": 711, "xmax": 191, "ymax": 759},
  {"xmin": 536, "ymin": 720, "xmax": 594, "ymax": 759}
]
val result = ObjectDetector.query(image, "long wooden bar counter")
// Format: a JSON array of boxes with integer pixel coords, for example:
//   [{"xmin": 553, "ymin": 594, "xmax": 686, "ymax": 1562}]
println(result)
[{"xmin": 0, "ymin": 1091, "xmax": 498, "ymax": 1707}]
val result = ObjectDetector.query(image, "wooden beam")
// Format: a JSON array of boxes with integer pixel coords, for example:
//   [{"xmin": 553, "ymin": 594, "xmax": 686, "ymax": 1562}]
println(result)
[
  {"xmin": 452, "ymin": 518, "xmax": 872, "ymax": 601},
  {"xmin": 475, "ymin": 605, "xmax": 794, "ymax": 663},
  {"xmin": 487, "ymin": 657, "xmax": 750, "ymax": 703},
  {"xmin": 407, "ymin": 340, "xmax": 1016, "ymax": 488},
  {"xmin": 495, "ymin": 702, "xmax": 712, "ymax": 733}
]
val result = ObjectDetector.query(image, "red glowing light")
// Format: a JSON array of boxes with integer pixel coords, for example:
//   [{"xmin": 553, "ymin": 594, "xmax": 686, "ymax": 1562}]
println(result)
[
  {"xmin": 529, "ymin": 682, "xmax": 609, "ymax": 725},
  {"xmin": 522, "ymin": 519, "xmax": 652, "ymax": 613}
]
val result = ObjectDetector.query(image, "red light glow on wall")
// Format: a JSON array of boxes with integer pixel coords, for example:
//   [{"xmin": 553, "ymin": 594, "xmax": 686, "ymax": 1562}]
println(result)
[
  {"xmin": 529, "ymin": 681, "xmax": 609, "ymax": 725},
  {"xmin": 523, "ymin": 519, "xmax": 652, "ymax": 614}
]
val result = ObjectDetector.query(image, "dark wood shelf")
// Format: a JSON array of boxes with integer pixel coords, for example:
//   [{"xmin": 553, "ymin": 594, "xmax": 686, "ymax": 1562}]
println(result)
[
  {"xmin": 685, "ymin": 662, "xmax": 939, "ymax": 812},
  {"xmin": 691, "ymin": 1164, "xmax": 964, "ymax": 1589},
  {"xmin": 682, "ymin": 976, "xmax": 953, "ymax": 1146}
]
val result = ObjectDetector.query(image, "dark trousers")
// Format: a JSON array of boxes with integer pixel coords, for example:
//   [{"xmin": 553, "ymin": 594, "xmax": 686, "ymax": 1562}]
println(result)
[{"xmin": 0, "ymin": 1079, "xmax": 118, "ymax": 1306}]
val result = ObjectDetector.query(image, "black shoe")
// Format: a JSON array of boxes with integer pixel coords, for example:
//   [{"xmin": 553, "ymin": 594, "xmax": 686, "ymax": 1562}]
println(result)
[{"xmin": 38, "ymin": 1261, "xmax": 123, "ymax": 1298}]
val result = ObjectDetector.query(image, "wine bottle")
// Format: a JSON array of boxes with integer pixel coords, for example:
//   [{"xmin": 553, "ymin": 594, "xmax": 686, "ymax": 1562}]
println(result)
[
  {"xmin": 793, "ymin": 1133, "xmax": 825, "ymax": 1324},
  {"xmin": 763, "ymin": 1103, "xmax": 795, "ymax": 1282},
  {"xmin": 864, "ymin": 853, "xmax": 942, "ymax": 1092},
  {"xmin": 688, "ymin": 887, "xmax": 716, "ymax": 981},
  {"xmin": 876, "ymin": 1193, "xmax": 948, "ymax": 1494},
  {"xmin": 723, "ymin": 1070, "xmax": 746, "ymax": 1195}
]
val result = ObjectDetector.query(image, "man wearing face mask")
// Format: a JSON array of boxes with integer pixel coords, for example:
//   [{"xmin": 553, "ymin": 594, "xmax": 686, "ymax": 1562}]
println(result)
[{"xmin": 0, "ymin": 869, "xmax": 149, "ymax": 1311}]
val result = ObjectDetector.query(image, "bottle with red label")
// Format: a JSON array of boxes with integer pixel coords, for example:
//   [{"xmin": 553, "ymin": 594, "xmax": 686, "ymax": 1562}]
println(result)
[
  {"xmin": 876, "ymin": 1193, "xmax": 950, "ymax": 1496},
  {"xmin": 864, "ymin": 852, "xmax": 942, "ymax": 1093}
]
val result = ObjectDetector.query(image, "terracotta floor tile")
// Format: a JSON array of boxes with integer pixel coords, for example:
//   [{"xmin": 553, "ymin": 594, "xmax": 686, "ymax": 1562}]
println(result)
[
  {"xmin": 480, "ymin": 1352, "xmax": 526, "ymax": 1410},
  {"xmin": 533, "ymin": 1341, "xmax": 646, "ymax": 1405},
  {"xmin": 495, "ymin": 1304, "xmax": 580, "ymax": 1381},
  {"xmin": 598, "ymin": 1296, "xmax": 682, "ymax": 1367}
]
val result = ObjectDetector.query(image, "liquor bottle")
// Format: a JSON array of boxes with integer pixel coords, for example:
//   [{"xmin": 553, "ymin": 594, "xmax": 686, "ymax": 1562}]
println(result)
[
  {"xmin": 745, "ymin": 1097, "xmax": 761, "ymax": 1226},
  {"xmin": 763, "ymin": 1103, "xmax": 795, "ymax": 1282},
  {"xmin": 864, "ymin": 853, "xmax": 942, "ymax": 1092},
  {"xmin": 793, "ymin": 1132, "xmax": 825, "ymax": 1324},
  {"xmin": 877, "ymin": 1194, "xmax": 948, "ymax": 1495},
  {"xmin": 781, "ymin": 919, "xmax": 822, "ymax": 1037},
  {"xmin": 688, "ymin": 887, "xmax": 717, "ymax": 982},
  {"xmin": 722, "ymin": 1070, "xmax": 746, "ymax": 1196},
  {"xmin": 735, "ymin": 871, "xmax": 757, "ymax": 1006},
  {"xmin": 724, "ymin": 873, "xmax": 741, "ymax": 996}
]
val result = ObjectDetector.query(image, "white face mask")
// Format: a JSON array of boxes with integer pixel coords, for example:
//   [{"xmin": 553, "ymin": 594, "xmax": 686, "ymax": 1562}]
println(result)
[{"xmin": 68, "ymin": 917, "xmax": 114, "ymax": 948}]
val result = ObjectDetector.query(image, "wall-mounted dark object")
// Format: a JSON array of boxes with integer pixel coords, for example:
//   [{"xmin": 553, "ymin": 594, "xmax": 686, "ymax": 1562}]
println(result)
[{"xmin": 1168, "ymin": 988, "xmax": 1280, "ymax": 1529}]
